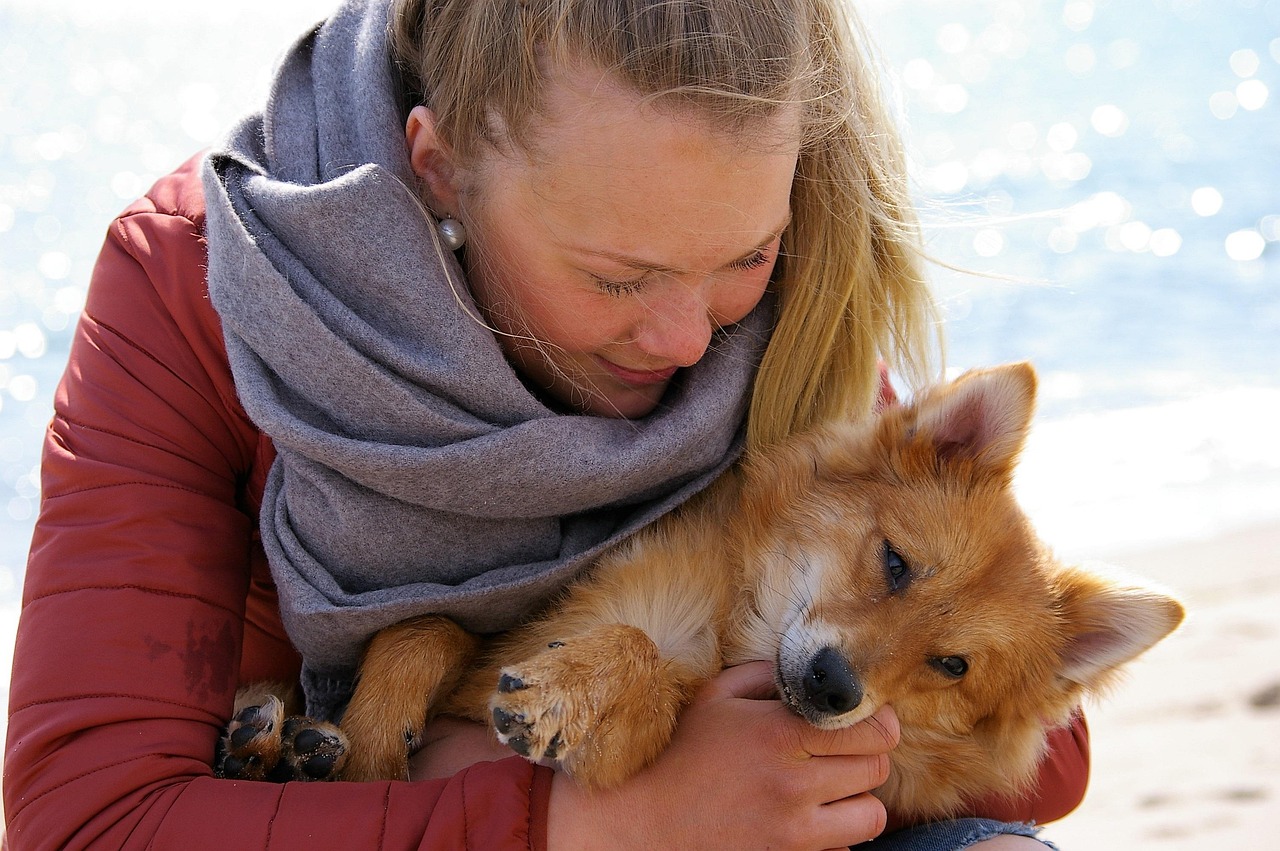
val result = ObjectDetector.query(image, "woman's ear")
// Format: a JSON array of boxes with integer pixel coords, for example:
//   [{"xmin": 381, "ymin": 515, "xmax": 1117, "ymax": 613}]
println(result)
[{"xmin": 405, "ymin": 105, "xmax": 462, "ymax": 215}]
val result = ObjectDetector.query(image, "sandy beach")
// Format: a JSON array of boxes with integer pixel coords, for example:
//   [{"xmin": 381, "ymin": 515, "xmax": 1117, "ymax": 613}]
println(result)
[{"xmin": 1040, "ymin": 521, "xmax": 1280, "ymax": 850}]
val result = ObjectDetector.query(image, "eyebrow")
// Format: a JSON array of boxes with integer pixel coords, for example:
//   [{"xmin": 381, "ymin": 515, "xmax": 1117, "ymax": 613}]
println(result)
[{"xmin": 577, "ymin": 213, "xmax": 793, "ymax": 274}]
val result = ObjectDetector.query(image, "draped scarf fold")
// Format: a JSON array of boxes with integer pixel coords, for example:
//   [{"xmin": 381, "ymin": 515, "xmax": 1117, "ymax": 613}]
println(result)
[{"xmin": 202, "ymin": 0, "xmax": 773, "ymax": 718}]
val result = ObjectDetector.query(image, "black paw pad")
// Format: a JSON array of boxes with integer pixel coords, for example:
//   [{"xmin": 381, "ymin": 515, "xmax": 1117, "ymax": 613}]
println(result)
[
  {"xmin": 229, "ymin": 724, "xmax": 262, "ymax": 749},
  {"xmin": 301, "ymin": 751, "xmax": 340, "ymax": 779},
  {"xmin": 498, "ymin": 673, "xmax": 527, "ymax": 693},
  {"xmin": 492, "ymin": 706, "xmax": 520, "ymax": 734},
  {"xmin": 219, "ymin": 753, "xmax": 260, "ymax": 778},
  {"xmin": 291, "ymin": 727, "xmax": 328, "ymax": 755}
]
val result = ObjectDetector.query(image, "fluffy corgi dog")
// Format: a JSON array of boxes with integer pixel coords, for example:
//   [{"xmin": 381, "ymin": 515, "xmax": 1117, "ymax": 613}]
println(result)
[{"xmin": 219, "ymin": 362, "xmax": 1184, "ymax": 819}]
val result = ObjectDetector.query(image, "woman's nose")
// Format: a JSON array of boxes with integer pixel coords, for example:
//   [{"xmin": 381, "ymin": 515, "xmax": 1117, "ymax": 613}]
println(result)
[{"xmin": 634, "ymin": 287, "xmax": 715, "ymax": 367}]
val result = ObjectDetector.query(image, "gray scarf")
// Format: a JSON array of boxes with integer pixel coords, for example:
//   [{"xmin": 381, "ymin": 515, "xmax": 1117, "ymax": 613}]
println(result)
[{"xmin": 202, "ymin": 0, "xmax": 772, "ymax": 719}]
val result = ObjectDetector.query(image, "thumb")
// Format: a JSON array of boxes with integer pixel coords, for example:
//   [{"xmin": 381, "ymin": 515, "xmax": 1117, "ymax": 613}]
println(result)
[{"xmin": 701, "ymin": 661, "xmax": 778, "ymax": 701}]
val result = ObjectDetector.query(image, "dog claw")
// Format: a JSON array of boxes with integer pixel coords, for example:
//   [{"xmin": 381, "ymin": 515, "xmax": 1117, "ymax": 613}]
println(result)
[
  {"xmin": 233, "ymin": 704, "xmax": 271, "ymax": 726},
  {"xmin": 219, "ymin": 753, "xmax": 259, "ymax": 777}
]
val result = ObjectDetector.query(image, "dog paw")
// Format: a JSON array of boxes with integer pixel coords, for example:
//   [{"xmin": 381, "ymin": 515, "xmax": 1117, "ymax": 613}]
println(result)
[
  {"xmin": 489, "ymin": 624, "xmax": 679, "ymax": 788},
  {"xmin": 490, "ymin": 668, "xmax": 568, "ymax": 762},
  {"xmin": 278, "ymin": 716, "xmax": 349, "ymax": 780},
  {"xmin": 217, "ymin": 695, "xmax": 287, "ymax": 781},
  {"xmin": 216, "ymin": 696, "xmax": 348, "ymax": 782}
]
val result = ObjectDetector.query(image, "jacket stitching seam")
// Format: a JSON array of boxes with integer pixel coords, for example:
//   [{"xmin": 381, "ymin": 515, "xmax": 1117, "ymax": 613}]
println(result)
[
  {"xmin": 43, "ymin": 479, "xmax": 212, "ymax": 502},
  {"xmin": 8, "ymin": 691, "xmax": 225, "ymax": 721},
  {"xmin": 264, "ymin": 783, "xmax": 284, "ymax": 850},
  {"xmin": 24, "ymin": 584, "xmax": 241, "ymax": 619},
  {"xmin": 54, "ymin": 412, "xmax": 238, "ymax": 482},
  {"xmin": 87, "ymin": 311, "xmax": 208, "ymax": 400},
  {"xmin": 526, "ymin": 769, "xmax": 535, "ymax": 851},
  {"xmin": 116, "ymin": 207, "xmax": 201, "ymax": 234},
  {"xmin": 377, "ymin": 782, "xmax": 390, "ymax": 849},
  {"xmin": 111, "ymin": 210, "xmax": 256, "ymax": 433},
  {"xmin": 77, "ymin": 307, "xmax": 260, "ymax": 453},
  {"xmin": 461, "ymin": 768, "xmax": 471, "ymax": 850},
  {"xmin": 7, "ymin": 752, "xmax": 180, "ymax": 825}
]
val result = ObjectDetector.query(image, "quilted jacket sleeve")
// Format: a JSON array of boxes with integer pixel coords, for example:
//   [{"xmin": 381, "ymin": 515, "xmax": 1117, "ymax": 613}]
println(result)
[{"xmin": 2, "ymin": 157, "xmax": 555, "ymax": 850}]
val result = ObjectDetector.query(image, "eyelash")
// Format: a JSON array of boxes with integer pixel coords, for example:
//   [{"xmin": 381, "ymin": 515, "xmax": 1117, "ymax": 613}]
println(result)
[
  {"xmin": 592, "ymin": 249, "xmax": 773, "ymax": 297},
  {"xmin": 592, "ymin": 275, "xmax": 650, "ymax": 297},
  {"xmin": 730, "ymin": 249, "xmax": 772, "ymax": 272}
]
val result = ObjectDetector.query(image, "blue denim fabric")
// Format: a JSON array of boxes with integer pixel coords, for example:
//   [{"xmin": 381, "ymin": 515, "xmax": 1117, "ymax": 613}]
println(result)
[{"xmin": 858, "ymin": 818, "xmax": 1058, "ymax": 850}]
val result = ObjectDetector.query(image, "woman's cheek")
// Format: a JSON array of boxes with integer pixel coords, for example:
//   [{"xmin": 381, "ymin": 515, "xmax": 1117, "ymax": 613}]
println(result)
[{"xmin": 711, "ymin": 269, "xmax": 773, "ymax": 327}]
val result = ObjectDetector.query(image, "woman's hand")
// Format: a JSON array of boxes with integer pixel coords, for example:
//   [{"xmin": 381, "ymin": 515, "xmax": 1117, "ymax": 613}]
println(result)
[{"xmin": 547, "ymin": 661, "xmax": 899, "ymax": 851}]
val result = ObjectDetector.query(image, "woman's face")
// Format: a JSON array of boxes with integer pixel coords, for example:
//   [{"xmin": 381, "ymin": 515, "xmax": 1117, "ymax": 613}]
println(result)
[{"xmin": 408, "ymin": 64, "xmax": 800, "ymax": 418}]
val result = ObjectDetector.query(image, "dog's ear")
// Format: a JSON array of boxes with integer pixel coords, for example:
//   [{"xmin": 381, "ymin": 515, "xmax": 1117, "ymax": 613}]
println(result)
[
  {"xmin": 1053, "ymin": 565, "xmax": 1185, "ymax": 690},
  {"xmin": 911, "ymin": 362, "xmax": 1037, "ymax": 470}
]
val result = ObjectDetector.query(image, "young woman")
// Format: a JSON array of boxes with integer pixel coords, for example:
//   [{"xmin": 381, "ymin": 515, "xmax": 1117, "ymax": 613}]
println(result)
[{"xmin": 3, "ymin": 0, "xmax": 1087, "ymax": 848}]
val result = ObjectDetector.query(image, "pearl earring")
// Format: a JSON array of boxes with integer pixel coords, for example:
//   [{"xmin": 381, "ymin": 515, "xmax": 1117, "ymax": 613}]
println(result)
[{"xmin": 438, "ymin": 217, "xmax": 467, "ymax": 251}]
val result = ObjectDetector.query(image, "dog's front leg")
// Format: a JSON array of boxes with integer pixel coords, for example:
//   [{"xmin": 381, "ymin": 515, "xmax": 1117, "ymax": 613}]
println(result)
[
  {"xmin": 448, "ymin": 522, "xmax": 733, "ymax": 789},
  {"xmin": 338, "ymin": 615, "xmax": 479, "ymax": 781}
]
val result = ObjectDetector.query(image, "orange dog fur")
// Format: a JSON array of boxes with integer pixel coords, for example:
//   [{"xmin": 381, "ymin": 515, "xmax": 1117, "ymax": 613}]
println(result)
[{"xmin": 222, "ymin": 362, "xmax": 1184, "ymax": 820}]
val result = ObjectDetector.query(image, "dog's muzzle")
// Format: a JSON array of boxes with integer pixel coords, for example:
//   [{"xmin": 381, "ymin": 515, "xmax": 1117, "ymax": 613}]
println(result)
[{"xmin": 779, "ymin": 645, "xmax": 864, "ymax": 726}]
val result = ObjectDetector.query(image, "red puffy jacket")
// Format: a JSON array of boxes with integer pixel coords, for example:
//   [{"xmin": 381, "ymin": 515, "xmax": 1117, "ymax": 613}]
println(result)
[{"xmin": 3, "ymin": 154, "xmax": 1088, "ymax": 849}]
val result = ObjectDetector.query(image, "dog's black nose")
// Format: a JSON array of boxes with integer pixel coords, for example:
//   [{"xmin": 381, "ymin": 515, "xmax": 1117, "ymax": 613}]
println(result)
[{"xmin": 803, "ymin": 647, "xmax": 863, "ymax": 716}]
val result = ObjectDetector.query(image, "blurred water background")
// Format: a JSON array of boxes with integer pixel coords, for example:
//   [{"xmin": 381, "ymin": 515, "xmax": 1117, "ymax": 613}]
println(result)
[{"xmin": 0, "ymin": 0, "xmax": 1277, "ymax": 793}]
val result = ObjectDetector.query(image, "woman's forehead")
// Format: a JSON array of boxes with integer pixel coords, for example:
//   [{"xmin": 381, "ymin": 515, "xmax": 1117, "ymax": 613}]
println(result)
[{"xmin": 496, "ymin": 57, "xmax": 803, "ymax": 166}]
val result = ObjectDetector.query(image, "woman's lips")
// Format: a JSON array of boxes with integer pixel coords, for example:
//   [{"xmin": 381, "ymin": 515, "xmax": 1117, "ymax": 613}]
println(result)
[{"xmin": 597, "ymin": 357, "xmax": 679, "ymax": 386}]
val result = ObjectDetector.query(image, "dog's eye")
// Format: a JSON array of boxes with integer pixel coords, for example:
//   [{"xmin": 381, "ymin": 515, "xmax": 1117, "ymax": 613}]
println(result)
[
  {"xmin": 883, "ymin": 541, "xmax": 910, "ymax": 593},
  {"xmin": 931, "ymin": 656, "xmax": 969, "ymax": 678}
]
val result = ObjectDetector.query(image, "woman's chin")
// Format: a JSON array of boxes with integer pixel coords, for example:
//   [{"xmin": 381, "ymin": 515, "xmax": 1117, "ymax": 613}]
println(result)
[{"xmin": 571, "ymin": 380, "xmax": 671, "ymax": 419}]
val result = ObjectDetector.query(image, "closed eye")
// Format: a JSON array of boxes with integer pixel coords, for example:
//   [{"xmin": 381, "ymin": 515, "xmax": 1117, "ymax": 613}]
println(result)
[
  {"xmin": 592, "ymin": 274, "xmax": 651, "ymax": 297},
  {"xmin": 883, "ymin": 540, "xmax": 911, "ymax": 593},
  {"xmin": 728, "ymin": 248, "xmax": 771, "ymax": 272}
]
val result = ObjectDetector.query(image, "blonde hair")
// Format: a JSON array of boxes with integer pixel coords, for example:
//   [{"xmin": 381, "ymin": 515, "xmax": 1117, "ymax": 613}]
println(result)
[{"xmin": 391, "ymin": 0, "xmax": 941, "ymax": 449}]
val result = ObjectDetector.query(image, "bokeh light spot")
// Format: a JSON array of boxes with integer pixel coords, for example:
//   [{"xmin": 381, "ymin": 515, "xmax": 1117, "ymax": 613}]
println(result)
[
  {"xmin": 1225, "ymin": 229, "xmax": 1266, "ymax": 261},
  {"xmin": 1191, "ymin": 187, "xmax": 1224, "ymax": 216},
  {"xmin": 1229, "ymin": 48, "xmax": 1261, "ymax": 78},
  {"xmin": 1209, "ymin": 91, "xmax": 1239, "ymax": 119},
  {"xmin": 1237, "ymin": 79, "xmax": 1269, "ymax": 111},
  {"xmin": 1091, "ymin": 104, "xmax": 1129, "ymax": 137},
  {"xmin": 1150, "ymin": 228, "xmax": 1183, "ymax": 257}
]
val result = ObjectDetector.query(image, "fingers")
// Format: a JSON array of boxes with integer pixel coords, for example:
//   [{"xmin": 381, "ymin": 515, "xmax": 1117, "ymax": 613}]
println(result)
[
  {"xmin": 799, "ymin": 704, "xmax": 900, "ymax": 758},
  {"xmin": 812, "ymin": 791, "xmax": 889, "ymax": 849},
  {"xmin": 800, "ymin": 750, "xmax": 892, "ymax": 805},
  {"xmin": 548, "ymin": 667, "xmax": 898, "ymax": 851},
  {"xmin": 704, "ymin": 666, "xmax": 901, "ymax": 759},
  {"xmin": 691, "ymin": 665, "xmax": 897, "ymax": 847},
  {"xmin": 699, "ymin": 660, "xmax": 777, "ymax": 701}
]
